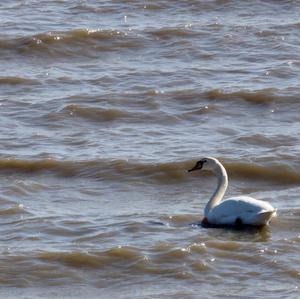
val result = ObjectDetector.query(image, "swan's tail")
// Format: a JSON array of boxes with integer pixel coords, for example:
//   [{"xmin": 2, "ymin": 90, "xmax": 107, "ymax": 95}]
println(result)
[{"xmin": 256, "ymin": 209, "xmax": 277, "ymax": 225}]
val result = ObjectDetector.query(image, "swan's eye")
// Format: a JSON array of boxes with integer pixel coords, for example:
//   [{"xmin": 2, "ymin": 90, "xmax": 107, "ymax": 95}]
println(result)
[{"xmin": 197, "ymin": 159, "xmax": 206, "ymax": 168}]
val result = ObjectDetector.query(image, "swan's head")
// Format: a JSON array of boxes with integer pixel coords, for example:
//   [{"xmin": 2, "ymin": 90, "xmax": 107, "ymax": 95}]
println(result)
[{"xmin": 188, "ymin": 157, "xmax": 220, "ymax": 172}]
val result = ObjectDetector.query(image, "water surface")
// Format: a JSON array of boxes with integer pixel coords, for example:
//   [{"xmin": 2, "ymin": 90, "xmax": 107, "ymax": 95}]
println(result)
[{"xmin": 0, "ymin": 1, "xmax": 299, "ymax": 298}]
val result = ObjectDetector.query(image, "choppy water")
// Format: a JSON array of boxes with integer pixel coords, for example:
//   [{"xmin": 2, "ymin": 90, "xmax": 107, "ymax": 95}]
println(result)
[{"xmin": 0, "ymin": 1, "xmax": 300, "ymax": 298}]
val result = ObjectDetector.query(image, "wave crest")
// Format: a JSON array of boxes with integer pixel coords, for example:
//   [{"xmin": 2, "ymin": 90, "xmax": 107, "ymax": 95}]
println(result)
[
  {"xmin": 0, "ymin": 158, "xmax": 299, "ymax": 185},
  {"xmin": 206, "ymin": 89, "xmax": 281, "ymax": 104},
  {"xmin": 38, "ymin": 246, "xmax": 143, "ymax": 268},
  {"xmin": 1, "ymin": 29, "xmax": 141, "ymax": 57}
]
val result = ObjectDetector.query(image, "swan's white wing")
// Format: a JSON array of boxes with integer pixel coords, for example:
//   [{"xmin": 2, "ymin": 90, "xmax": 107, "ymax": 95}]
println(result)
[{"xmin": 207, "ymin": 196, "xmax": 276, "ymax": 226}]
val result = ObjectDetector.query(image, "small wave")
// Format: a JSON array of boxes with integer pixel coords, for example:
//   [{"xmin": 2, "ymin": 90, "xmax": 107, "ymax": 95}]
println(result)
[
  {"xmin": 143, "ymin": 3, "xmax": 168, "ymax": 10},
  {"xmin": 37, "ymin": 245, "xmax": 207, "ymax": 276},
  {"xmin": 0, "ymin": 158, "xmax": 299, "ymax": 185},
  {"xmin": 53, "ymin": 104, "xmax": 179, "ymax": 124},
  {"xmin": 70, "ymin": 4, "xmax": 116, "ymax": 14},
  {"xmin": 1, "ymin": 29, "xmax": 142, "ymax": 58},
  {"xmin": 0, "ymin": 159, "xmax": 63, "ymax": 173},
  {"xmin": 63, "ymin": 104, "xmax": 130, "ymax": 122},
  {"xmin": 224, "ymin": 162, "xmax": 300, "ymax": 185},
  {"xmin": 206, "ymin": 88, "xmax": 283, "ymax": 104},
  {"xmin": 0, "ymin": 158, "xmax": 188, "ymax": 183},
  {"xmin": 235, "ymin": 134, "xmax": 297, "ymax": 148},
  {"xmin": 38, "ymin": 246, "xmax": 143, "ymax": 268},
  {"xmin": 0, "ymin": 76, "xmax": 40, "ymax": 85},
  {"xmin": 179, "ymin": 105, "xmax": 219, "ymax": 119},
  {"xmin": 138, "ymin": 88, "xmax": 291, "ymax": 108},
  {"xmin": 273, "ymin": 21, "xmax": 300, "ymax": 31},
  {"xmin": 255, "ymin": 30, "xmax": 282, "ymax": 38},
  {"xmin": 146, "ymin": 26, "xmax": 204, "ymax": 40},
  {"xmin": 0, "ymin": 204, "xmax": 25, "ymax": 216}
]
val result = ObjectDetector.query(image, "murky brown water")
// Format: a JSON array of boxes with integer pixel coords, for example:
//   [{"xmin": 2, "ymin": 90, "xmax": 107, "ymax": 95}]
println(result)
[{"xmin": 0, "ymin": 1, "xmax": 300, "ymax": 298}]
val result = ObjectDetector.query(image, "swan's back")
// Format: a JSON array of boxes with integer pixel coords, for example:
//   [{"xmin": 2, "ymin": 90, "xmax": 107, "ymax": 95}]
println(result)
[{"xmin": 207, "ymin": 196, "xmax": 276, "ymax": 226}]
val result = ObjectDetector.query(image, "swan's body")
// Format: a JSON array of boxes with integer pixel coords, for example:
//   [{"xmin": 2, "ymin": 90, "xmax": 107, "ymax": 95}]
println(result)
[{"xmin": 188, "ymin": 157, "xmax": 276, "ymax": 227}]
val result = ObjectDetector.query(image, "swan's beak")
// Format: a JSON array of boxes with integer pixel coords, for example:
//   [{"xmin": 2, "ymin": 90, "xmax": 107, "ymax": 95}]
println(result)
[
  {"xmin": 188, "ymin": 163, "xmax": 202, "ymax": 172},
  {"xmin": 188, "ymin": 165, "xmax": 197, "ymax": 172}
]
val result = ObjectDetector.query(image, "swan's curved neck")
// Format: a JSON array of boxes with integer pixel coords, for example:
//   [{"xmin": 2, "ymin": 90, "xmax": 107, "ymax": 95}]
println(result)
[{"xmin": 204, "ymin": 161, "xmax": 228, "ymax": 216}]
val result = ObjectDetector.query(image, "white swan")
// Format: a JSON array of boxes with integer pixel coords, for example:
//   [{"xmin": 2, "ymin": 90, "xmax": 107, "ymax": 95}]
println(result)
[{"xmin": 188, "ymin": 157, "xmax": 276, "ymax": 227}]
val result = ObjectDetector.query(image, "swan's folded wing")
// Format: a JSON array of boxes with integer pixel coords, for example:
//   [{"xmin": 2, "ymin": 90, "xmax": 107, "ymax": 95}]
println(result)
[{"xmin": 207, "ymin": 197, "xmax": 275, "ymax": 226}]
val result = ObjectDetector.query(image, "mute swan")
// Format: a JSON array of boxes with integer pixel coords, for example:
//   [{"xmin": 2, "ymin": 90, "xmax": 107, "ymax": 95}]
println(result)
[{"xmin": 188, "ymin": 157, "xmax": 276, "ymax": 227}]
